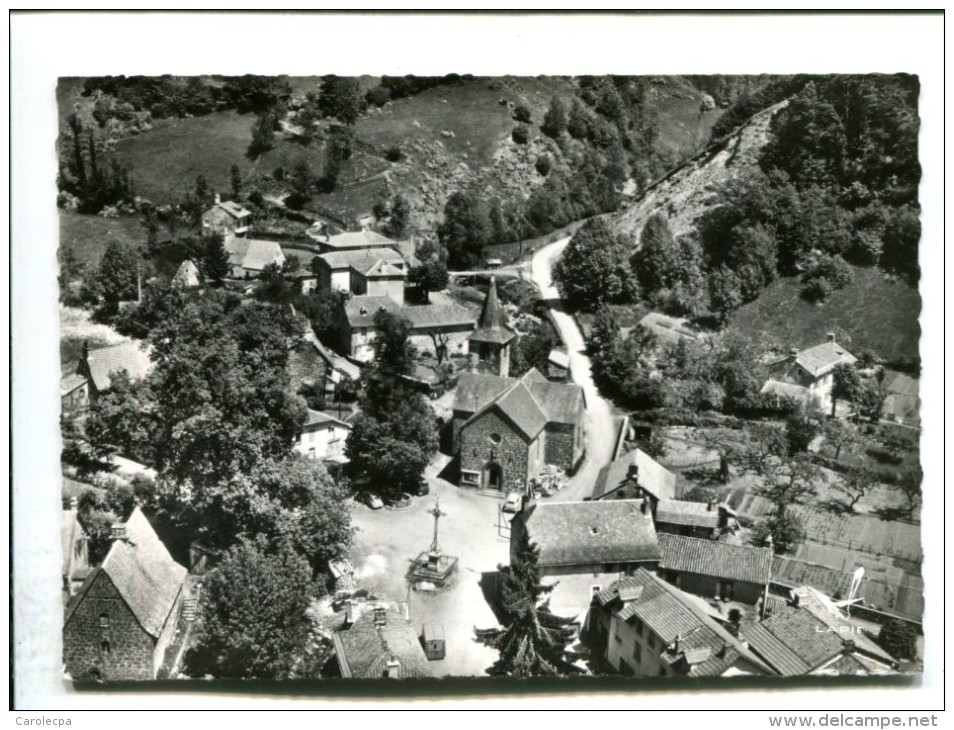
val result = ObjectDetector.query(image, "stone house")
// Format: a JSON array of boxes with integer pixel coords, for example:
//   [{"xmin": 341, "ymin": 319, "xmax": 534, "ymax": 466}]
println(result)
[
  {"xmin": 171, "ymin": 259, "xmax": 201, "ymax": 289},
  {"xmin": 590, "ymin": 448, "xmax": 676, "ymax": 510},
  {"xmin": 586, "ymin": 570, "xmax": 774, "ymax": 678},
  {"xmin": 654, "ymin": 499, "xmax": 731, "ymax": 539},
  {"xmin": 510, "ymin": 499, "xmax": 660, "ymax": 577},
  {"xmin": 761, "ymin": 333, "xmax": 857, "ymax": 415},
  {"xmin": 453, "ymin": 368, "xmax": 586, "ymax": 490},
  {"xmin": 60, "ymin": 373, "xmax": 90, "ymax": 418},
  {"xmin": 656, "ymin": 533, "xmax": 773, "ymax": 607},
  {"xmin": 744, "ymin": 587, "xmax": 899, "ymax": 675},
  {"xmin": 201, "ymin": 196, "xmax": 251, "ymax": 237},
  {"xmin": 63, "ymin": 507, "xmax": 187, "ymax": 681}
]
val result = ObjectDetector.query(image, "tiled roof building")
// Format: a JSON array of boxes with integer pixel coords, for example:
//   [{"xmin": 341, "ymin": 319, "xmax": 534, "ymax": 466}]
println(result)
[
  {"xmin": 331, "ymin": 604, "xmax": 432, "ymax": 679},
  {"xmin": 591, "ymin": 448, "xmax": 676, "ymax": 506}
]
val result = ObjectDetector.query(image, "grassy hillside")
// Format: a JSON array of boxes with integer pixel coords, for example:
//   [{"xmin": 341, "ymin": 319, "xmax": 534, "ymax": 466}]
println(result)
[
  {"xmin": 60, "ymin": 209, "xmax": 147, "ymax": 266},
  {"xmin": 96, "ymin": 76, "xmax": 722, "ymax": 230},
  {"xmin": 728, "ymin": 265, "xmax": 921, "ymax": 365}
]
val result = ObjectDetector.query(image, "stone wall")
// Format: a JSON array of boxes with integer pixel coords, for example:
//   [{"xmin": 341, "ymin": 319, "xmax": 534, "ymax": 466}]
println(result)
[
  {"xmin": 63, "ymin": 571, "xmax": 157, "ymax": 681},
  {"xmin": 460, "ymin": 409, "xmax": 530, "ymax": 491},
  {"xmin": 544, "ymin": 422, "xmax": 580, "ymax": 472}
]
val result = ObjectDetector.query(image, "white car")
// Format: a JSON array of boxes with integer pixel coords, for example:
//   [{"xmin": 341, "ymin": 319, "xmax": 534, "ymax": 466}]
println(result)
[{"xmin": 502, "ymin": 492, "xmax": 522, "ymax": 514}]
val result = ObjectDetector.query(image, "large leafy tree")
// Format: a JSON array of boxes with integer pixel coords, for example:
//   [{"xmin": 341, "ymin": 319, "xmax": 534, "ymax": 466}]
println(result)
[
  {"xmin": 753, "ymin": 508, "xmax": 806, "ymax": 555},
  {"xmin": 476, "ymin": 531, "xmax": 581, "ymax": 677},
  {"xmin": 831, "ymin": 362, "xmax": 863, "ymax": 417},
  {"xmin": 86, "ymin": 240, "xmax": 139, "ymax": 314},
  {"xmin": 317, "ymin": 75, "xmax": 364, "ymax": 125},
  {"xmin": 184, "ymin": 536, "xmax": 317, "ymax": 679},
  {"xmin": 85, "ymin": 371, "xmax": 157, "ymax": 464},
  {"xmin": 408, "ymin": 258, "xmax": 449, "ymax": 304},
  {"xmin": 197, "ymin": 232, "xmax": 232, "ymax": 285},
  {"xmin": 438, "ymin": 191, "xmax": 491, "ymax": 269},
  {"xmin": 552, "ymin": 217, "xmax": 636, "ymax": 312},
  {"xmin": 540, "ymin": 96, "xmax": 567, "ymax": 138}
]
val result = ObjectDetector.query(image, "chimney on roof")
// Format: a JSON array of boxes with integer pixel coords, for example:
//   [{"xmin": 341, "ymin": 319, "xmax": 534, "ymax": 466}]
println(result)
[
  {"xmin": 765, "ymin": 534, "xmax": 773, "ymax": 550},
  {"xmin": 789, "ymin": 347, "xmax": 799, "ymax": 358},
  {"xmin": 359, "ymin": 306, "xmax": 368, "ymax": 315},
  {"xmin": 627, "ymin": 463, "xmax": 639, "ymax": 485},
  {"xmin": 214, "ymin": 193, "xmax": 221, "ymax": 205},
  {"xmin": 110, "ymin": 523, "xmax": 128, "ymax": 541},
  {"xmin": 673, "ymin": 634, "xmax": 680, "ymax": 654},
  {"xmin": 373, "ymin": 607, "xmax": 387, "ymax": 628},
  {"xmin": 81, "ymin": 340, "xmax": 90, "ymax": 361},
  {"xmin": 827, "ymin": 332, "xmax": 836, "ymax": 342},
  {"xmin": 385, "ymin": 658, "xmax": 401, "ymax": 679}
]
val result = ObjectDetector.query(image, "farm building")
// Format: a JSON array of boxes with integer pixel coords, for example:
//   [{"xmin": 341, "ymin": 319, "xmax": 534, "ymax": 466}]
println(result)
[
  {"xmin": 319, "ymin": 228, "xmax": 403, "ymax": 254},
  {"xmin": 315, "ymin": 247, "xmax": 408, "ymax": 303},
  {"xmin": 590, "ymin": 448, "xmax": 676, "ymax": 509},
  {"xmin": 71, "ymin": 340, "xmax": 154, "ymax": 409},
  {"xmin": 294, "ymin": 409, "xmax": 351, "ymax": 465},
  {"xmin": 656, "ymin": 533, "xmax": 773, "ymax": 607},
  {"xmin": 654, "ymin": 499, "xmax": 731, "ymax": 539},
  {"xmin": 331, "ymin": 604, "xmax": 432, "ymax": 679},
  {"xmin": 223, "ymin": 235, "xmax": 285, "ymax": 278}
]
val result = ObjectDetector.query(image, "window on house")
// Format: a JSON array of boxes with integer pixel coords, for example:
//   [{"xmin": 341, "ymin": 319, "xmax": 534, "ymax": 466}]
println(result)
[
  {"xmin": 99, "ymin": 613, "xmax": 109, "ymax": 629},
  {"xmin": 647, "ymin": 634, "xmax": 656, "ymax": 650},
  {"xmin": 490, "ymin": 433, "xmax": 502, "ymax": 445},
  {"xmin": 100, "ymin": 640, "xmax": 110, "ymax": 655},
  {"xmin": 634, "ymin": 618, "xmax": 643, "ymax": 638},
  {"xmin": 633, "ymin": 642, "xmax": 642, "ymax": 663}
]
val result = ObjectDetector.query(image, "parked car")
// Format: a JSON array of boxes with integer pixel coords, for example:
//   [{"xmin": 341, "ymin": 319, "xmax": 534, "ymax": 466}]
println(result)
[
  {"xmin": 415, "ymin": 477, "xmax": 431, "ymax": 496},
  {"xmin": 502, "ymin": 491, "xmax": 522, "ymax": 513},
  {"xmin": 360, "ymin": 493, "xmax": 384, "ymax": 510}
]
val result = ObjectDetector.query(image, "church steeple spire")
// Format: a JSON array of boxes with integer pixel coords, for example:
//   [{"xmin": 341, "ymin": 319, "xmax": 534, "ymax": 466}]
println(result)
[{"xmin": 469, "ymin": 276, "xmax": 516, "ymax": 377}]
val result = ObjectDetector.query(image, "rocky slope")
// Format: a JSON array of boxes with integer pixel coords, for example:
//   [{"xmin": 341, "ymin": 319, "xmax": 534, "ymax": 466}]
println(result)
[{"xmin": 612, "ymin": 99, "xmax": 788, "ymax": 246}]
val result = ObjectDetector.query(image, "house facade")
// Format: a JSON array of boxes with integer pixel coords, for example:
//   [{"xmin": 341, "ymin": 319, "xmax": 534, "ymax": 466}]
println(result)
[
  {"xmin": 453, "ymin": 369, "xmax": 585, "ymax": 490},
  {"xmin": 202, "ymin": 197, "xmax": 251, "ymax": 237},
  {"xmin": 62, "ymin": 506, "xmax": 90, "ymax": 599},
  {"xmin": 654, "ymin": 499, "xmax": 729, "ymax": 539},
  {"xmin": 294, "ymin": 408, "xmax": 351, "ymax": 464},
  {"xmin": 587, "ymin": 570, "xmax": 774, "ymax": 678},
  {"xmin": 656, "ymin": 533, "xmax": 772, "ymax": 607},
  {"xmin": 315, "ymin": 247, "xmax": 408, "ymax": 302},
  {"xmin": 63, "ymin": 508, "xmax": 187, "ymax": 681},
  {"xmin": 761, "ymin": 334, "xmax": 857, "ymax": 415}
]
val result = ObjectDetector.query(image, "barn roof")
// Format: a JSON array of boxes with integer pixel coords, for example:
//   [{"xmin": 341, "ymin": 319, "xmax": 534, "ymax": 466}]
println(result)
[
  {"xmin": 332, "ymin": 605, "xmax": 432, "ymax": 679},
  {"xmin": 515, "ymin": 499, "xmax": 660, "ymax": 568},
  {"xmin": 65, "ymin": 508, "xmax": 186, "ymax": 639},
  {"xmin": 225, "ymin": 236, "xmax": 285, "ymax": 272},
  {"xmin": 794, "ymin": 341, "xmax": 857, "ymax": 378},
  {"xmin": 318, "ymin": 247, "xmax": 405, "ymax": 274},
  {"xmin": 206, "ymin": 200, "xmax": 251, "ymax": 220},
  {"xmin": 453, "ymin": 372, "xmax": 513, "ymax": 414},
  {"xmin": 658, "ymin": 533, "xmax": 772, "ymax": 585},
  {"xmin": 303, "ymin": 408, "xmax": 351, "ymax": 430},
  {"xmin": 325, "ymin": 229, "xmax": 396, "ymax": 251},
  {"xmin": 592, "ymin": 448, "xmax": 676, "ymax": 501},
  {"xmin": 655, "ymin": 499, "xmax": 722, "ymax": 529},
  {"xmin": 83, "ymin": 341, "xmax": 154, "ymax": 392}
]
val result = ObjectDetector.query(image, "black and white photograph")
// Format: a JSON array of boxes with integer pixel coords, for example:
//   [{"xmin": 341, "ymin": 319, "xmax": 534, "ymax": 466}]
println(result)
[{"xmin": 10, "ymin": 10, "xmax": 945, "ymax": 718}]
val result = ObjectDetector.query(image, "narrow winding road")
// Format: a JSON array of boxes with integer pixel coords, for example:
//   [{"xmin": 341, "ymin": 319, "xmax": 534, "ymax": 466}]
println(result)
[{"xmin": 530, "ymin": 238, "xmax": 618, "ymax": 502}]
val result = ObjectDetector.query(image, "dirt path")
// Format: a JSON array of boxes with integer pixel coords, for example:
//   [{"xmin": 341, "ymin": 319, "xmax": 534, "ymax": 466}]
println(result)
[{"xmin": 530, "ymin": 238, "xmax": 617, "ymax": 503}]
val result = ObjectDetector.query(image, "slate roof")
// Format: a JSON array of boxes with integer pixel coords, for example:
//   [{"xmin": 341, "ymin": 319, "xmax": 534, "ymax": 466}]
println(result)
[
  {"xmin": 658, "ymin": 533, "xmax": 772, "ymax": 585},
  {"xmin": 60, "ymin": 373, "xmax": 88, "ymax": 396},
  {"xmin": 592, "ymin": 449, "xmax": 676, "ymax": 501},
  {"xmin": 515, "ymin": 500, "xmax": 660, "ymax": 568},
  {"xmin": 598, "ymin": 570, "xmax": 774, "ymax": 677},
  {"xmin": 655, "ymin": 500, "xmax": 721, "ymax": 529},
  {"xmin": 303, "ymin": 408, "xmax": 351, "ymax": 430},
  {"xmin": 547, "ymin": 349, "xmax": 569, "ymax": 369},
  {"xmin": 65, "ymin": 508, "xmax": 186, "ymax": 639},
  {"xmin": 744, "ymin": 588, "xmax": 896, "ymax": 675},
  {"xmin": 453, "ymin": 372, "xmax": 513, "ymax": 414},
  {"xmin": 760, "ymin": 379, "xmax": 810, "ymax": 401},
  {"xmin": 470, "ymin": 381, "xmax": 548, "ymax": 440},
  {"xmin": 332, "ymin": 605, "xmax": 432, "ymax": 679},
  {"xmin": 324, "ymin": 229, "xmax": 397, "ymax": 251},
  {"xmin": 524, "ymin": 378, "xmax": 586, "ymax": 425},
  {"xmin": 469, "ymin": 276, "xmax": 516, "ymax": 346},
  {"xmin": 225, "ymin": 236, "xmax": 285, "ymax": 273},
  {"xmin": 207, "ymin": 200, "xmax": 251, "ymax": 220},
  {"xmin": 83, "ymin": 341, "xmax": 154, "ymax": 392},
  {"xmin": 319, "ymin": 247, "xmax": 405, "ymax": 274},
  {"xmin": 794, "ymin": 341, "xmax": 857, "ymax": 378},
  {"xmin": 344, "ymin": 296, "xmax": 476, "ymax": 332}
]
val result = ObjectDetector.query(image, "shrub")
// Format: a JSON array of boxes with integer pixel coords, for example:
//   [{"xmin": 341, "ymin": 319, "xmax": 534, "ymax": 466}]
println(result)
[
  {"xmin": 802, "ymin": 276, "xmax": 833, "ymax": 303},
  {"xmin": 802, "ymin": 254, "xmax": 854, "ymax": 301},
  {"xmin": 366, "ymin": 85, "xmax": 391, "ymax": 107},
  {"xmin": 534, "ymin": 155, "xmax": 552, "ymax": 176},
  {"xmin": 512, "ymin": 125, "xmax": 530, "ymax": 145},
  {"xmin": 384, "ymin": 145, "xmax": 404, "ymax": 163},
  {"xmin": 513, "ymin": 104, "xmax": 532, "ymax": 123}
]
